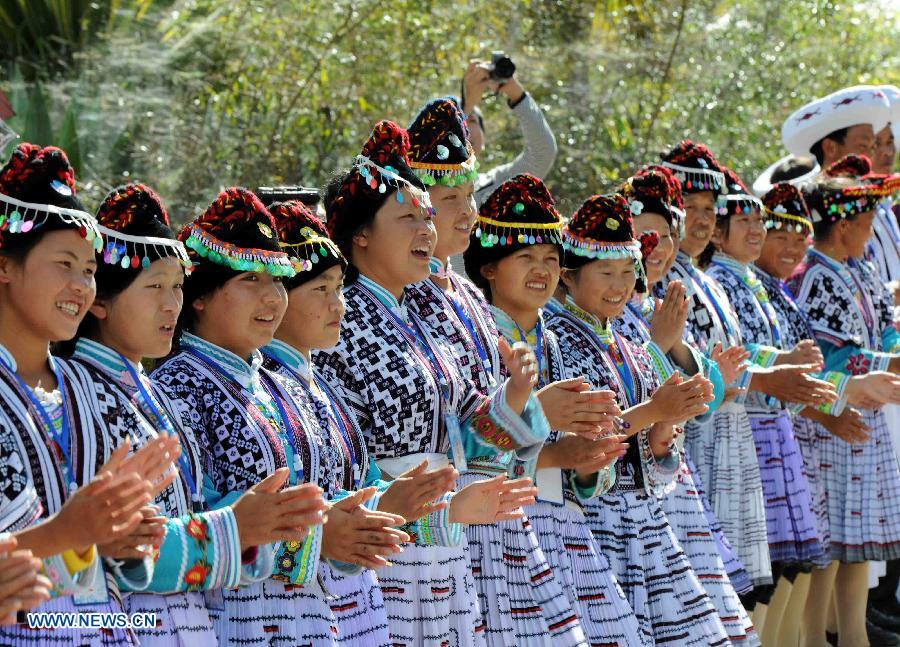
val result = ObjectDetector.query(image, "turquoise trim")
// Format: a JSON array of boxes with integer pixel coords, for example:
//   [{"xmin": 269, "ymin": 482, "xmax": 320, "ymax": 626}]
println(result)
[
  {"xmin": 72, "ymin": 338, "xmax": 138, "ymax": 378},
  {"xmin": 262, "ymin": 339, "xmax": 312, "ymax": 382},
  {"xmin": 180, "ymin": 332, "xmax": 263, "ymax": 390},
  {"xmin": 357, "ymin": 274, "xmax": 401, "ymax": 309}
]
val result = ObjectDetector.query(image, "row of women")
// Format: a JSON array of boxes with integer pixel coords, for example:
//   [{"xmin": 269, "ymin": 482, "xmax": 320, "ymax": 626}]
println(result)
[{"xmin": 0, "ymin": 90, "xmax": 898, "ymax": 647}]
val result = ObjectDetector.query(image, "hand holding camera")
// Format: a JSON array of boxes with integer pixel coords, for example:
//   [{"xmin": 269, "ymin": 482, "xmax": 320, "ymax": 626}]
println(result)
[{"xmin": 462, "ymin": 52, "xmax": 523, "ymax": 115}]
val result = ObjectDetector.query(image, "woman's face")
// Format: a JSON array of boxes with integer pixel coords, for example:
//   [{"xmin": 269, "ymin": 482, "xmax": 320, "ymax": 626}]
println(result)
[
  {"xmin": 0, "ymin": 229, "xmax": 97, "ymax": 343},
  {"xmin": 482, "ymin": 244, "xmax": 560, "ymax": 316},
  {"xmin": 756, "ymin": 229, "xmax": 809, "ymax": 280},
  {"xmin": 842, "ymin": 210, "xmax": 876, "ymax": 259},
  {"xmin": 91, "ymin": 257, "xmax": 184, "ymax": 361},
  {"xmin": 429, "ymin": 181, "xmax": 478, "ymax": 260},
  {"xmin": 633, "ymin": 212, "xmax": 674, "ymax": 284},
  {"xmin": 192, "ymin": 271, "xmax": 288, "ymax": 358},
  {"xmin": 353, "ymin": 188, "xmax": 437, "ymax": 291},
  {"xmin": 712, "ymin": 209, "xmax": 766, "ymax": 264},
  {"xmin": 280, "ymin": 265, "xmax": 346, "ymax": 351},
  {"xmin": 562, "ymin": 257, "xmax": 636, "ymax": 320},
  {"xmin": 680, "ymin": 192, "xmax": 717, "ymax": 258}
]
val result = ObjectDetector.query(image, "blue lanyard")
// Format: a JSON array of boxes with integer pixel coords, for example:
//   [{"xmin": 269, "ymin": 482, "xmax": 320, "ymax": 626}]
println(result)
[
  {"xmin": 266, "ymin": 353, "xmax": 360, "ymax": 489},
  {"xmin": 443, "ymin": 281, "xmax": 490, "ymax": 367},
  {"xmin": 13, "ymin": 359, "xmax": 77, "ymax": 494},
  {"xmin": 607, "ymin": 330, "xmax": 638, "ymax": 408},
  {"xmin": 711, "ymin": 261, "xmax": 783, "ymax": 349},
  {"xmin": 385, "ymin": 307, "xmax": 452, "ymax": 403},
  {"xmin": 512, "ymin": 317, "xmax": 543, "ymax": 385},
  {"xmin": 184, "ymin": 347, "xmax": 305, "ymax": 484},
  {"xmin": 119, "ymin": 355, "xmax": 202, "ymax": 510},
  {"xmin": 626, "ymin": 301, "xmax": 652, "ymax": 337}
]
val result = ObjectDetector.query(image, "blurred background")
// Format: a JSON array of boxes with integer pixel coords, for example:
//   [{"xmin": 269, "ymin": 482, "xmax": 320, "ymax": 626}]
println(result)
[{"xmin": 1, "ymin": 0, "xmax": 897, "ymax": 219}]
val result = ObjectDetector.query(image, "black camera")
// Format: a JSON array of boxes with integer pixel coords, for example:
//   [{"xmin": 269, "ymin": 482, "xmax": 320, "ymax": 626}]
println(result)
[
  {"xmin": 490, "ymin": 51, "xmax": 516, "ymax": 82},
  {"xmin": 256, "ymin": 185, "xmax": 320, "ymax": 209}
]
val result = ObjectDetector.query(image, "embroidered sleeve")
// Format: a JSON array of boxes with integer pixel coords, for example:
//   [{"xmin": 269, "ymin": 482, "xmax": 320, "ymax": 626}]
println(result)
[
  {"xmin": 820, "ymin": 340, "xmax": 893, "ymax": 375},
  {"xmin": 40, "ymin": 547, "xmax": 106, "ymax": 599},
  {"xmin": 698, "ymin": 354, "xmax": 725, "ymax": 418},
  {"xmin": 397, "ymin": 493, "xmax": 461, "ymax": 548},
  {"xmin": 271, "ymin": 524, "xmax": 324, "ymax": 586},
  {"xmin": 462, "ymin": 381, "xmax": 550, "ymax": 461},
  {"xmin": 0, "ymin": 415, "xmax": 43, "ymax": 534},
  {"xmin": 567, "ymin": 465, "xmax": 616, "ymax": 501},
  {"xmin": 111, "ymin": 508, "xmax": 254, "ymax": 593}
]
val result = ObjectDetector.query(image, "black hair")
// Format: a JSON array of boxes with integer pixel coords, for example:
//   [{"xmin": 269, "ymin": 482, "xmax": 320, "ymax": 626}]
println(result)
[
  {"xmin": 810, "ymin": 127, "xmax": 849, "ymax": 166},
  {"xmin": 324, "ymin": 165, "xmax": 425, "ymax": 285},
  {"xmin": 803, "ymin": 176, "xmax": 862, "ymax": 241},
  {"xmin": 770, "ymin": 157, "xmax": 818, "ymax": 185}
]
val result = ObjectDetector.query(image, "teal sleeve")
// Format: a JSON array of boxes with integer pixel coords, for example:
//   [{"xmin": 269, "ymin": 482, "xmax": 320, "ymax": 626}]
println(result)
[
  {"xmin": 113, "ymin": 508, "xmax": 246, "ymax": 593},
  {"xmin": 462, "ymin": 382, "xmax": 551, "ymax": 463},
  {"xmin": 820, "ymin": 339, "xmax": 893, "ymax": 375}
]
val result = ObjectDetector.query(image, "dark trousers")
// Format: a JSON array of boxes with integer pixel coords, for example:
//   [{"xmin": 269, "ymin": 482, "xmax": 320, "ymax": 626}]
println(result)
[{"xmin": 871, "ymin": 559, "xmax": 900, "ymax": 609}]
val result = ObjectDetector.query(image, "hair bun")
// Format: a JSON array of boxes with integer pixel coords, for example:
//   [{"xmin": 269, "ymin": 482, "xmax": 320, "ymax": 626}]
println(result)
[
  {"xmin": 97, "ymin": 183, "xmax": 169, "ymax": 233},
  {"xmin": 824, "ymin": 154, "xmax": 872, "ymax": 179},
  {"xmin": 361, "ymin": 120, "xmax": 411, "ymax": 167},
  {"xmin": 0, "ymin": 143, "xmax": 77, "ymax": 198},
  {"xmin": 722, "ymin": 167, "xmax": 750, "ymax": 194},
  {"xmin": 268, "ymin": 200, "xmax": 325, "ymax": 243}
]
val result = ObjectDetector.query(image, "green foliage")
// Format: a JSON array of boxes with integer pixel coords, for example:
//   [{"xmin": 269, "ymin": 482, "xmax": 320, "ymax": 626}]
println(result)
[{"xmin": 2, "ymin": 0, "xmax": 898, "ymax": 220}]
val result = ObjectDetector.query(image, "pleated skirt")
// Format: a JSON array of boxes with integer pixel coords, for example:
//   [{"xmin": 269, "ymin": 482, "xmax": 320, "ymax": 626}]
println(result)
[
  {"xmin": 792, "ymin": 416, "xmax": 833, "ymax": 569},
  {"xmin": 660, "ymin": 457, "xmax": 758, "ymax": 644},
  {"xmin": 0, "ymin": 592, "xmax": 136, "ymax": 646},
  {"xmin": 376, "ymin": 540, "xmax": 486, "ymax": 647},
  {"xmin": 460, "ymin": 471, "xmax": 587, "ymax": 646},
  {"xmin": 816, "ymin": 407, "xmax": 900, "ymax": 562},
  {"xmin": 685, "ymin": 401, "xmax": 772, "ymax": 589},
  {"xmin": 125, "ymin": 591, "xmax": 216, "ymax": 646},
  {"xmin": 748, "ymin": 409, "xmax": 825, "ymax": 565},
  {"xmin": 585, "ymin": 490, "xmax": 730, "ymax": 646},
  {"xmin": 528, "ymin": 500, "xmax": 647, "ymax": 647}
]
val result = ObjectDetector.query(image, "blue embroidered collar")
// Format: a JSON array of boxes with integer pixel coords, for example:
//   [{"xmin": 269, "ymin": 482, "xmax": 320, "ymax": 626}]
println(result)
[
  {"xmin": 262, "ymin": 339, "xmax": 312, "ymax": 382},
  {"xmin": 180, "ymin": 332, "xmax": 263, "ymax": 390}
]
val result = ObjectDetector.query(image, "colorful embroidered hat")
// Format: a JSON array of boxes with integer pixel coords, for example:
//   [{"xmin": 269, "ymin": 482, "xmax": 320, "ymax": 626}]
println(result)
[
  {"xmin": 718, "ymin": 167, "xmax": 764, "ymax": 218},
  {"xmin": 463, "ymin": 173, "xmax": 563, "ymax": 291},
  {"xmin": 782, "ymin": 85, "xmax": 891, "ymax": 157},
  {"xmin": 761, "ymin": 183, "xmax": 813, "ymax": 234},
  {"xmin": 660, "ymin": 140, "xmax": 726, "ymax": 196},
  {"xmin": 563, "ymin": 194, "xmax": 645, "ymax": 289},
  {"xmin": 179, "ymin": 187, "xmax": 295, "ymax": 278},
  {"xmin": 95, "ymin": 183, "xmax": 190, "ymax": 271},
  {"xmin": 268, "ymin": 199, "xmax": 345, "ymax": 288},
  {"xmin": 752, "ymin": 155, "xmax": 821, "ymax": 196},
  {"xmin": 618, "ymin": 164, "xmax": 685, "ymax": 229},
  {"xmin": 326, "ymin": 120, "xmax": 434, "ymax": 255},
  {"xmin": 407, "ymin": 97, "xmax": 478, "ymax": 187},
  {"xmin": 0, "ymin": 142, "xmax": 100, "ymax": 249},
  {"xmin": 803, "ymin": 154, "xmax": 886, "ymax": 225}
]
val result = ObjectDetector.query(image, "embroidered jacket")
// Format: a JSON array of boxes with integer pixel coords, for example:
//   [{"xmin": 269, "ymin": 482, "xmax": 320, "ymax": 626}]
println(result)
[
  {"xmin": 492, "ymin": 306, "xmax": 615, "ymax": 504},
  {"xmin": 314, "ymin": 275, "xmax": 548, "ymax": 466},
  {"xmin": 152, "ymin": 333, "xmax": 322, "ymax": 587},
  {"xmin": 262, "ymin": 339, "xmax": 460, "ymax": 552},
  {"xmin": 0, "ymin": 344, "xmax": 114, "ymax": 601},
  {"xmin": 64, "ymin": 338, "xmax": 270, "ymax": 593},
  {"xmin": 666, "ymin": 251, "xmax": 773, "ymax": 403},
  {"xmin": 787, "ymin": 249, "xmax": 900, "ymax": 376},
  {"xmin": 407, "ymin": 260, "xmax": 548, "ymax": 474},
  {"xmin": 546, "ymin": 298, "xmax": 680, "ymax": 497},
  {"xmin": 754, "ymin": 265, "xmax": 850, "ymax": 416},
  {"xmin": 406, "ymin": 259, "xmax": 502, "ymax": 394}
]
